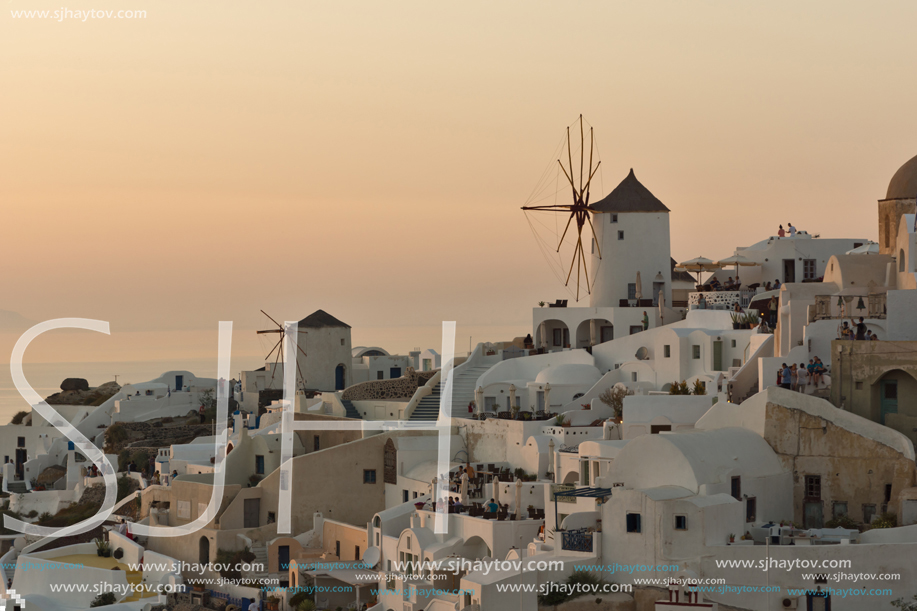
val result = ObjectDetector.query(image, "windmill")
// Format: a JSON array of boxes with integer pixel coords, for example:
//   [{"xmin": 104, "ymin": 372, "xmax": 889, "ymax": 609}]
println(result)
[
  {"xmin": 256, "ymin": 310, "xmax": 309, "ymax": 394},
  {"xmin": 522, "ymin": 115, "xmax": 604, "ymax": 301}
]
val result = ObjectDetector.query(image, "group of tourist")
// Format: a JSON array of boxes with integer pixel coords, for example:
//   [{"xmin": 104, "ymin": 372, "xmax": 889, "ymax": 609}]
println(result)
[
  {"xmin": 777, "ymin": 223, "xmax": 798, "ymax": 237},
  {"xmin": 778, "ymin": 358, "xmax": 827, "ymax": 390},
  {"xmin": 840, "ymin": 317, "xmax": 878, "ymax": 341}
]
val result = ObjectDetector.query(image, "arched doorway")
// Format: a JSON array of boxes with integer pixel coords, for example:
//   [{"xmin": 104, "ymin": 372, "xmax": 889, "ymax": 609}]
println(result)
[
  {"xmin": 199, "ymin": 536, "xmax": 209, "ymax": 565},
  {"xmin": 536, "ymin": 320, "xmax": 570, "ymax": 350},
  {"xmin": 335, "ymin": 364, "xmax": 346, "ymax": 390},
  {"xmin": 575, "ymin": 319, "xmax": 613, "ymax": 348}
]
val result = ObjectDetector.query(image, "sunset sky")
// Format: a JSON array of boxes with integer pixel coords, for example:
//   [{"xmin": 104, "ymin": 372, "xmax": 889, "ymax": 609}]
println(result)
[{"xmin": 2, "ymin": 0, "xmax": 917, "ymax": 363}]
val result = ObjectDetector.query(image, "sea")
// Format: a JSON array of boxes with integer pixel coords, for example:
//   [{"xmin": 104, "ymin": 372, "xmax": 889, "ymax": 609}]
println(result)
[{"xmin": 0, "ymin": 323, "xmax": 529, "ymax": 425}]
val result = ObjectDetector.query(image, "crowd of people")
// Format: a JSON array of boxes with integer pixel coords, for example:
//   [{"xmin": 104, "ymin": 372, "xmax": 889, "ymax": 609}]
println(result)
[
  {"xmin": 839, "ymin": 317, "xmax": 878, "ymax": 341},
  {"xmin": 778, "ymin": 358, "xmax": 828, "ymax": 391}
]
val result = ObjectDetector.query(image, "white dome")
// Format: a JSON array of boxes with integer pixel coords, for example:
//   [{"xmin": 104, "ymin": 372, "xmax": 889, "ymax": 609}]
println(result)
[{"xmin": 534, "ymin": 364, "xmax": 602, "ymax": 386}]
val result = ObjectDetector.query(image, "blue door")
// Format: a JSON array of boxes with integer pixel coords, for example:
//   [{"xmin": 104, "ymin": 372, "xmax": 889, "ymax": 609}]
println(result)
[
  {"xmin": 278, "ymin": 545, "xmax": 290, "ymax": 571},
  {"xmin": 881, "ymin": 380, "xmax": 898, "ymax": 425},
  {"xmin": 175, "ymin": 375, "xmax": 183, "ymax": 390},
  {"xmin": 390, "ymin": 367, "xmax": 402, "ymax": 379},
  {"xmin": 335, "ymin": 365, "xmax": 345, "ymax": 390}
]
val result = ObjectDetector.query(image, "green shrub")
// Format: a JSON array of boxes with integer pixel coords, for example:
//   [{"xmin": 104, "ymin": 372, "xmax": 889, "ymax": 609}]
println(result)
[
  {"xmin": 870, "ymin": 512, "xmax": 897, "ymax": 529},
  {"xmin": 825, "ymin": 514, "xmax": 859, "ymax": 530},
  {"xmin": 296, "ymin": 600, "xmax": 316, "ymax": 611},
  {"xmin": 538, "ymin": 570, "xmax": 604, "ymax": 606},
  {"xmin": 26, "ymin": 510, "xmax": 38, "ymax": 518},
  {"xmin": 668, "ymin": 381, "xmax": 690, "ymax": 395},
  {"xmin": 90, "ymin": 592, "xmax": 117, "ymax": 607}
]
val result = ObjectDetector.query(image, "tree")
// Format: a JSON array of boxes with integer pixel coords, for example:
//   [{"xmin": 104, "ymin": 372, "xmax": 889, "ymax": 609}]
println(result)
[
  {"xmin": 668, "ymin": 381, "xmax": 690, "ymax": 395},
  {"xmin": 90, "ymin": 592, "xmax": 117, "ymax": 607},
  {"xmin": 691, "ymin": 379, "xmax": 707, "ymax": 395},
  {"xmin": 892, "ymin": 595, "xmax": 917, "ymax": 611},
  {"xmin": 598, "ymin": 384, "xmax": 627, "ymax": 420}
]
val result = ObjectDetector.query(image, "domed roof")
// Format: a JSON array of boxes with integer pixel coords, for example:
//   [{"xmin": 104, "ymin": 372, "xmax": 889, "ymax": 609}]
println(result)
[
  {"xmin": 886, "ymin": 154, "xmax": 917, "ymax": 200},
  {"xmin": 534, "ymin": 363, "xmax": 602, "ymax": 386}
]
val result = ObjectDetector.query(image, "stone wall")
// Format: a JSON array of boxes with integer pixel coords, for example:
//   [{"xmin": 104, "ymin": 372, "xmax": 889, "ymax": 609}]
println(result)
[{"xmin": 341, "ymin": 367, "xmax": 436, "ymax": 401}]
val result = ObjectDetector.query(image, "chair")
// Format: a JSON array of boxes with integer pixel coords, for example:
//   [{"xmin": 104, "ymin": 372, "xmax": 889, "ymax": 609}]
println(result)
[
  {"xmin": 487, "ymin": 464, "xmax": 495, "ymax": 473},
  {"xmin": 619, "ymin": 299, "xmax": 630, "ymax": 307},
  {"xmin": 497, "ymin": 512, "xmax": 507, "ymax": 521}
]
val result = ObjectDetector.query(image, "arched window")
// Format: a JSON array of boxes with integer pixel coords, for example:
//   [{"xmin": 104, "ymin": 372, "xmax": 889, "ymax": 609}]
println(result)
[{"xmin": 900, "ymin": 250, "xmax": 906, "ymax": 273}]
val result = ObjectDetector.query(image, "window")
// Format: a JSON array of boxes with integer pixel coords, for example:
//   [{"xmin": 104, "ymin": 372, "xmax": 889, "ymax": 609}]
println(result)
[
  {"xmin": 674, "ymin": 515, "xmax": 687, "ymax": 530},
  {"xmin": 626, "ymin": 513, "xmax": 642, "ymax": 533},
  {"xmin": 581, "ymin": 461, "xmax": 590, "ymax": 485},
  {"xmin": 885, "ymin": 484, "xmax": 893, "ymax": 504},
  {"xmin": 313, "ymin": 436, "xmax": 320, "ymax": 452},
  {"xmin": 746, "ymin": 497, "xmax": 756, "ymax": 522},
  {"xmin": 805, "ymin": 475, "xmax": 821, "ymax": 499},
  {"xmin": 863, "ymin": 504, "xmax": 876, "ymax": 524},
  {"xmin": 629, "ymin": 326, "xmax": 643, "ymax": 335},
  {"xmin": 731, "ymin": 476, "xmax": 741, "ymax": 500},
  {"xmin": 611, "ymin": 214, "xmax": 618, "ymax": 223},
  {"xmin": 335, "ymin": 541, "xmax": 340, "ymax": 558},
  {"xmin": 651, "ymin": 425, "xmax": 671, "ymax": 434},
  {"xmin": 355, "ymin": 545, "xmax": 360, "ymax": 560},
  {"xmin": 833, "ymin": 502, "xmax": 848, "ymax": 519},
  {"xmin": 803, "ymin": 259, "xmax": 817, "ymax": 280},
  {"xmin": 731, "ymin": 339, "xmax": 736, "ymax": 348},
  {"xmin": 631, "ymin": 372, "xmax": 637, "ymax": 382},
  {"xmin": 17, "ymin": 437, "xmax": 25, "ymax": 448},
  {"xmin": 377, "ymin": 371, "xmax": 384, "ymax": 380},
  {"xmin": 341, "ymin": 338, "xmax": 345, "ymax": 345},
  {"xmin": 403, "ymin": 490, "xmax": 409, "ymax": 503},
  {"xmin": 413, "ymin": 491, "xmax": 418, "ymax": 499},
  {"xmin": 267, "ymin": 512, "xmax": 276, "ymax": 524},
  {"xmin": 692, "ymin": 345, "xmax": 700, "ymax": 359},
  {"xmin": 618, "ymin": 231, "xmax": 624, "ymax": 240},
  {"xmin": 255, "ymin": 455, "xmax": 265, "ymax": 475},
  {"xmin": 663, "ymin": 345, "xmax": 671, "ymax": 358},
  {"xmin": 627, "ymin": 283, "xmax": 636, "ymax": 300},
  {"xmin": 364, "ymin": 469, "xmax": 377, "ymax": 484},
  {"xmin": 855, "ymin": 381, "xmax": 863, "ymax": 390}
]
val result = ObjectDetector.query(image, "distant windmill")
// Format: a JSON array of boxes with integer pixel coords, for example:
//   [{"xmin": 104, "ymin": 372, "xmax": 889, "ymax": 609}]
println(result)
[
  {"xmin": 522, "ymin": 114, "xmax": 604, "ymax": 301},
  {"xmin": 256, "ymin": 310, "xmax": 309, "ymax": 393}
]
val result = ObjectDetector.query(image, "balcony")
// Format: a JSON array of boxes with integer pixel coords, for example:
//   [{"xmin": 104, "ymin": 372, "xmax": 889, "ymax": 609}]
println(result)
[
  {"xmin": 688, "ymin": 288, "xmax": 758, "ymax": 310},
  {"xmin": 560, "ymin": 530, "xmax": 594, "ymax": 552},
  {"xmin": 812, "ymin": 294, "xmax": 886, "ymax": 321}
]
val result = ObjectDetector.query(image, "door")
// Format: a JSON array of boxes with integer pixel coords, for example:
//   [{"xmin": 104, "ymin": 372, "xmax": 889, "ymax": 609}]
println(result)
[
  {"xmin": 335, "ymin": 365, "xmax": 345, "ymax": 390},
  {"xmin": 175, "ymin": 375, "xmax": 183, "ymax": 390},
  {"xmin": 783, "ymin": 259, "xmax": 795, "ymax": 284},
  {"xmin": 881, "ymin": 380, "xmax": 898, "ymax": 425},
  {"xmin": 536, "ymin": 391, "xmax": 545, "ymax": 411},
  {"xmin": 806, "ymin": 591, "xmax": 831, "ymax": 610},
  {"xmin": 278, "ymin": 545, "xmax": 290, "ymax": 571},
  {"xmin": 390, "ymin": 367, "xmax": 402, "ymax": 379},
  {"xmin": 653, "ymin": 282, "xmax": 665, "ymax": 305},
  {"xmin": 15, "ymin": 448, "xmax": 27, "ymax": 480},
  {"xmin": 713, "ymin": 341, "xmax": 724, "ymax": 371},
  {"xmin": 804, "ymin": 502, "xmax": 823, "ymax": 529},
  {"xmin": 600, "ymin": 326, "xmax": 614, "ymax": 343},
  {"xmin": 243, "ymin": 498, "xmax": 260, "ymax": 528}
]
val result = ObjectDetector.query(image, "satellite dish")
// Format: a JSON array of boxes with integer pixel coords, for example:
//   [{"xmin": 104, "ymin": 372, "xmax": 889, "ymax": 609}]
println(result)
[
  {"xmin": 362, "ymin": 546, "xmax": 381, "ymax": 568},
  {"xmin": 635, "ymin": 347, "xmax": 648, "ymax": 360}
]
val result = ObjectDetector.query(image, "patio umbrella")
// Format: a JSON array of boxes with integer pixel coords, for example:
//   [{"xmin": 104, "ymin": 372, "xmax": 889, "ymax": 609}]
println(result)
[
  {"xmin": 715, "ymin": 254, "xmax": 758, "ymax": 282},
  {"xmin": 460, "ymin": 472, "xmax": 468, "ymax": 500},
  {"xmin": 658, "ymin": 290, "xmax": 665, "ymax": 325},
  {"xmin": 675, "ymin": 257, "xmax": 721, "ymax": 284},
  {"xmin": 634, "ymin": 271, "xmax": 643, "ymax": 300},
  {"xmin": 846, "ymin": 242, "xmax": 880, "ymax": 255},
  {"xmin": 493, "ymin": 477, "xmax": 501, "ymax": 506},
  {"xmin": 515, "ymin": 479, "xmax": 523, "ymax": 519}
]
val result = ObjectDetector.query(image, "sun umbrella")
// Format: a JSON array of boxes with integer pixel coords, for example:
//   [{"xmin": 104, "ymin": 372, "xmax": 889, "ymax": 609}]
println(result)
[
  {"xmin": 493, "ymin": 477, "xmax": 501, "ymax": 506},
  {"xmin": 846, "ymin": 242, "xmax": 879, "ymax": 255},
  {"xmin": 658, "ymin": 290, "xmax": 665, "ymax": 325},
  {"xmin": 460, "ymin": 472, "xmax": 468, "ymax": 501},
  {"xmin": 634, "ymin": 271, "xmax": 643, "ymax": 300},
  {"xmin": 676, "ymin": 257, "xmax": 721, "ymax": 284},
  {"xmin": 715, "ymin": 254, "xmax": 758, "ymax": 282},
  {"xmin": 515, "ymin": 479, "xmax": 523, "ymax": 519}
]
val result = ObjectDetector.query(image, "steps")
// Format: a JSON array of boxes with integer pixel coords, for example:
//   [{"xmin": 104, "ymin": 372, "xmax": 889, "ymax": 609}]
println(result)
[
  {"xmin": 409, "ymin": 383, "xmax": 442, "ymax": 422},
  {"xmin": 340, "ymin": 399, "xmax": 362, "ymax": 420},
  {"xmin": 249, "ymin": 545, "xmax": 270, "ymax": 581},
  {"xmin": 450, "ymin": 365, "xmax": 494, "ymax": 416},
  {"xmin": 7, "ymin": 482, "xmax": 27, "ymax": 494},
  {"xmin": 122, "ymin": 569, "xmax": 155, "ymax": 601}
]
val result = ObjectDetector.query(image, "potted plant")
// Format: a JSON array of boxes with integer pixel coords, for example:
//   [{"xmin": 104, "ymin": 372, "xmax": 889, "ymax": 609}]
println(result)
[
  {"xmin": 94, "ymin": 538, "xmax": 106, "ymax": 557},
  {"xmin": 728, "ymin": 533, "xmax": 735, "ymax": 543},
  {"xmin": 730, "ymin": 312, "xmax": 743, "ymax": 329},
  {"xmin": 414, "ymin": 501, "xmax": 426, "ymax": 510},
  {"xmin": 265, "ymin": 596, "xmax": 281, "ymax": 610},
  {"xmin": 538, "ymin": 301, "xmax": 546, "ymax": 308}
]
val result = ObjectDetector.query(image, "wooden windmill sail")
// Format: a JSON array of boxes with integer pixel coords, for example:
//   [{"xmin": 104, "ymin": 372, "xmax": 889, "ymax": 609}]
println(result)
[
  {"xmin": 256, "ymin": 310, "xmax": 309, "ymax": 393},
  {"xmin": 522, "ymin": 115, "xmax": 604, "ymax": 301}
]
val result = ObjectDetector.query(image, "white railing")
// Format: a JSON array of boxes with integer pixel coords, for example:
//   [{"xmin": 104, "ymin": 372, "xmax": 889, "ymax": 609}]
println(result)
[{"xmin": 689, "ymin": 288, "xmax": 758, "ymax": 309}]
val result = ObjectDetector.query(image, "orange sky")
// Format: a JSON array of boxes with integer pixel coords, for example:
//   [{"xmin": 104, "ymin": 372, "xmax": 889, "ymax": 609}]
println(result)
[{"xmin": 2, "ymin": 0, "xmax": 916, "ymax": 360}]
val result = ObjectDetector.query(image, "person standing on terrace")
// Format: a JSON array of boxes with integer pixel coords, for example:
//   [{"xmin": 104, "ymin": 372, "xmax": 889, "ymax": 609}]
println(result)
[{"xmin": 777, "ymin": 225, "xmax": 786, "ymax": 237}]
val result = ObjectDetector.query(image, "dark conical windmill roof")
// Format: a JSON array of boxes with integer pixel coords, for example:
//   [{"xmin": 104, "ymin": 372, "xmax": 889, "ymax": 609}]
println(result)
[
  {"xmin": 297, "ymin": 309, "xmax": 351, "ymax": 329},
  {"xmin": 589, "ymin": 169, "xmax": 669, "ymax": 213}
]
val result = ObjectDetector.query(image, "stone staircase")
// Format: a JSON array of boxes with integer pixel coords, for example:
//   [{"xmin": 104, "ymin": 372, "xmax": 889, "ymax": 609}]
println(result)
[
  {"xmin": 409, "ymin": 383, "xmax": 442, "ymax": 422},
  {"xmin": 6, "ymin": 482, "xmax": 27, "ymax": 494},
  {"xmin": 249, "ymin": 544, "xmax": 270, "ymax": 582},
  {"xmin": 340, "ymin": 399, "xmax": 362, "ymax": 419},
  {"xmin": 122, "ymin": 569, "xmax": 155, "ymax": 602},
  {"xmin": 450, "ymin": 365, "xmax": 494, "ymax": 416}
]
